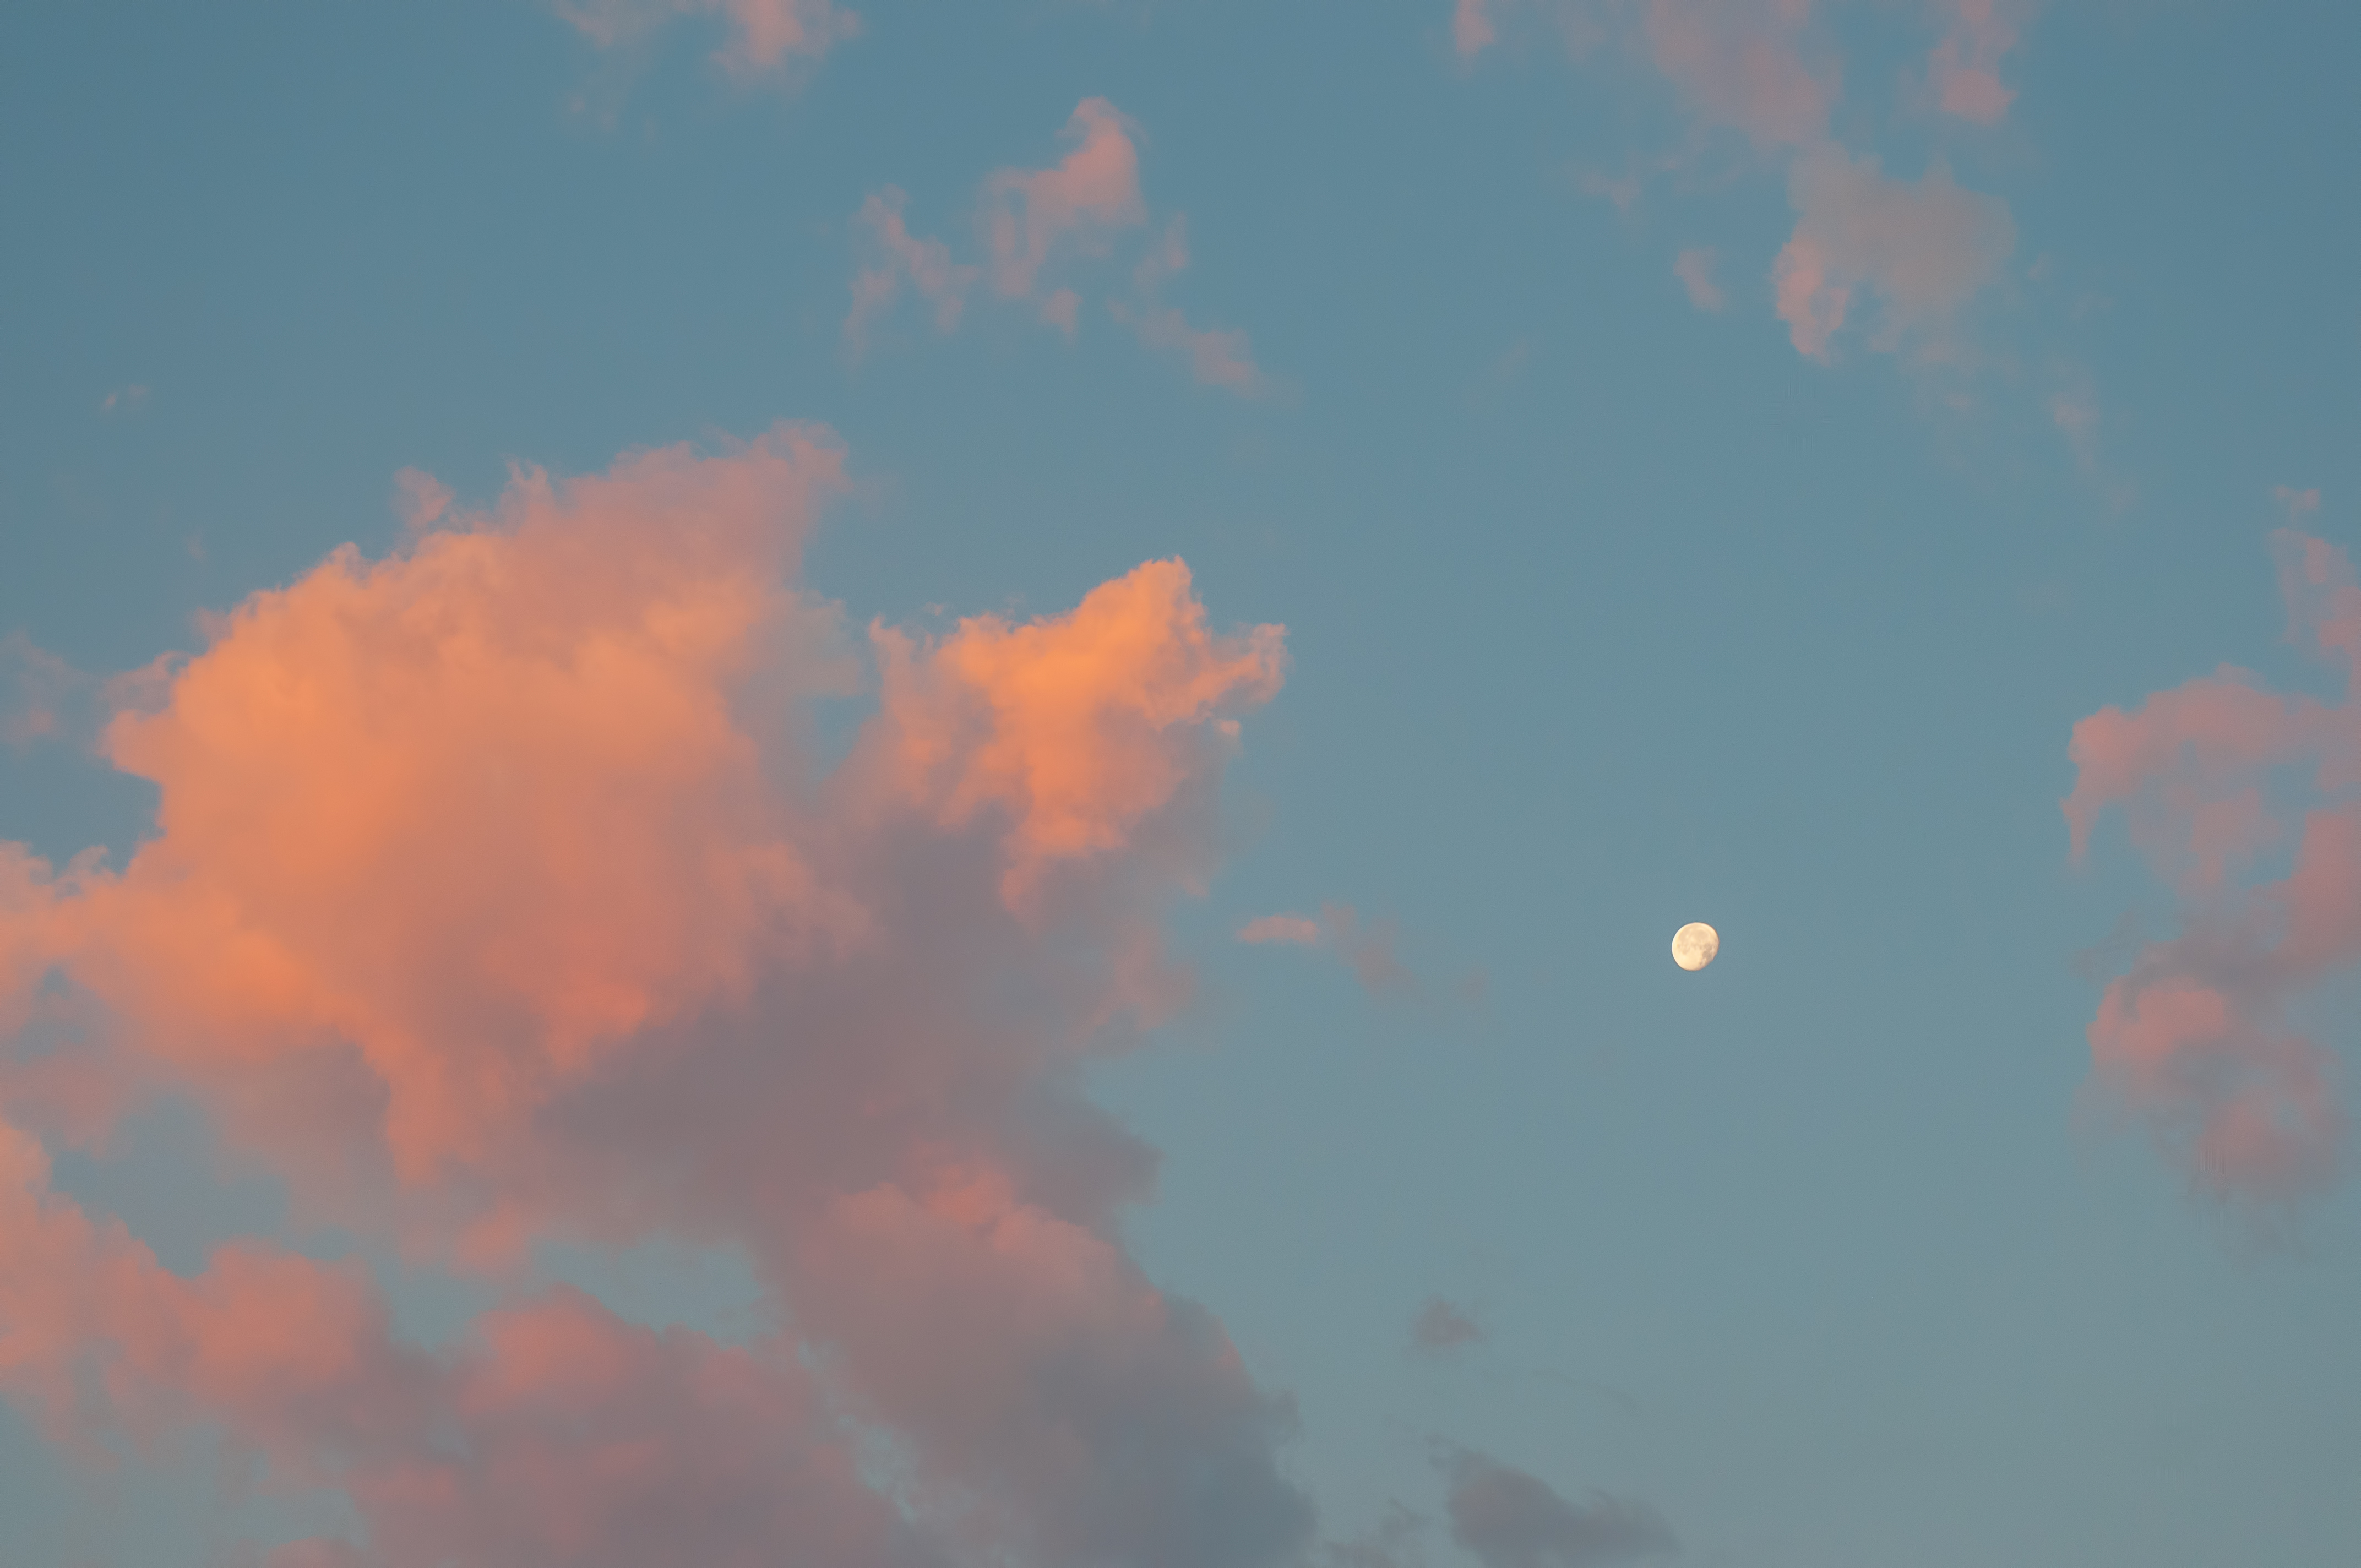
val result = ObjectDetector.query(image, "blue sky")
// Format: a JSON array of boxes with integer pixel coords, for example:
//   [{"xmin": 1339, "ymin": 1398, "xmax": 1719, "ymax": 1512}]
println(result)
[{"xmin": 2, "ymin": 4, "xmax": 2358, "ymax": 1566}]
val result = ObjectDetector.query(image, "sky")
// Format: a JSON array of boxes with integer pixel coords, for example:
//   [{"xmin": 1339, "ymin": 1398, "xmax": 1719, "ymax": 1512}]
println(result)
[{"xmin": 2, "ymin": 3, "xmax": 2359, "ymax": 1566}]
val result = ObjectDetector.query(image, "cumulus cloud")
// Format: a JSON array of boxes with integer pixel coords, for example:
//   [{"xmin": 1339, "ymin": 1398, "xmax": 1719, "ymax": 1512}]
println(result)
[
  {"xmin": 0, "ymin": 424, "xmax": 1314, "ymax": 1566},
  {"xmin": 1772, "ymin": 145, "xmax": 2015, "ymax": 360},
  {"xmin": 554, "ymin": 0, "xmax": 857, "ymax": 79},
  {"xmin": 2062, "ymin": 529, "xmax": 2361, "ymax": 1204},
  {"xmin": 1442, "ymin": 1449, "xmax": 1677, "ymax": 1568}
]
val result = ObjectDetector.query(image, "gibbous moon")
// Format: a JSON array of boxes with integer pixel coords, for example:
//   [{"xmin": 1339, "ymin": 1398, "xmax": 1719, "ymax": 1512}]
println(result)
[{"xmin": 1671, "ymin": 922, "xmax": 1720, "ymax": 972}]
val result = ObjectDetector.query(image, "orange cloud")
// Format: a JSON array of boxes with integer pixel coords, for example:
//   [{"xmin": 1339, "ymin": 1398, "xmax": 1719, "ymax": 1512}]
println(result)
[
  {"xmin": 2063, "ymin": 530, "xmax": 2361, "ymax": 1203},
  {"xmin": 1772, "ymin": 146, "xmax": 2014, "ymax": 360},
  {"xmin": 868, "ymin": 558, "xmax": 1286, "ymax": 907},
  {"xmin": 0, "ymin": 425, "xmax": 1309, "ymax": 1563}
]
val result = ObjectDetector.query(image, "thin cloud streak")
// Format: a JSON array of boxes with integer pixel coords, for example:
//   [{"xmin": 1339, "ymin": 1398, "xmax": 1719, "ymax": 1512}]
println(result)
[{"xmin": 554, "ymin": 0, "xmax": 857, "ymax": 79}]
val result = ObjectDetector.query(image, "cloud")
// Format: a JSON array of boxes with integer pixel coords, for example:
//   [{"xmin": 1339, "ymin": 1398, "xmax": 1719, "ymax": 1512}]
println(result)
[
  {"xmin": 1925, "ymin": 0, "xmax": 2020, "ymax": 124},
  {"xmin": 1454, "ymin": 0, "xmax": 1498, "ymax": 59},
  {"xmin": 1238, "ymin": 914, "xmax": 1322, "ymax": 946},
  {"xmin": 2, "ymin": 635, "xmax": 85, "ymax": 749},
  {"xmin": 2049, "ymin": 389, "xmax": 2099, "ymax": 467},
  {"xmin": 1236, "ymin": 903, "xmax": 1413, "ymax": 997},
  {"xmin": 0, "ymin": 1122, "xmax": 917, "ymax": 1568},
  {"xmin": 553, "ymin": 0, "xmax": 857, "ymax": 79},
  {"xmin": 1642, "ymin": 0, "xmax": 1835, "ymax": 148},
  {"xmin": 1111, "ymin": 303, "xmax": 1277, "ymax": 398},
  {"xmin": 1772, "ymin": 145, "xmax": 2015, "ymax": 360},
  {"xmin": 1442, "ymin": 1449, "xmax": 1677, "ymax": 1568},
  {"xmin": 0, "ymin": 425, "xmax": 1314, "ymax": 1566},
  {"xmin": 986, "ymin": 98, "xmax": 1148, "ymax": 301},
  {"xmin": 2273, "ymin": 485, "xmax": 2321, "ymax": 521},
  {"xmin": 100, "ymin": 384, "xmax": 150, "ymax": 416},
  {"xmin": 390, "ymin": 467, "xmax": 453, "ymax": 533},
  {"xmin": 1408, "ymin": 1297, "xmax": 1486, "ymax": 1353},
  {"xmin": 2061, "ymin": 529, "xmax": 2361, "ymax": 1204},
  {"xmin": 1673, "ymin": 246, "xmax": 1725, "ymax": 311},
  {"xmin": 846, "ymin": 187, "xmax": 980, "ymax": 358},
  {"xmin": 845, "ymin": 103, "xmax": 1276, "ymax": 398}
]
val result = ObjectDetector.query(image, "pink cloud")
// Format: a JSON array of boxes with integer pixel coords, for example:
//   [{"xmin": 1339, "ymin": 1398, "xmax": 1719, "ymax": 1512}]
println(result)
[
  {"xmin": 1772, "ymin": 146, "xmax": 2014, "ymax": 360},
  {"xmin": 2, "ymin": 634, "xmax": 85, "ymax": 750},
  {"xmin": 391, "ymin": 467, "xmax": 453, "ymax": 533},
  {"xmin": 99, "ymin": 384, "xmax": 150, "ymax": 415},
  {"xmin": 1454, "ymin": 0, "xmax": 1498, "ymax": 59},
  {"xmin": 0, "ymin": 1121, "xmax": 910, "ymax": 1567},
  {"xmin": 1040, "ymin": 287, "xmax": 1082, "ymax": 338},
  {"xmin": 0, "ymin": 426, "xmax": 1312, "ymax": 1562},
  {"xmin": 554, "ymin": 0, "xmax": 856, "ymax": 79},
  {"xmin": 1111, "ymin": 302, "xmax": 1275, "ymax": 399},
  {"xmin": 1238, "ymin": 914, "xmax": 1321, "ymax": 945},
  {"xmin": 845, "ymin": 105, "xmax": 1278, "ymax": 394},
  {"xmin": 2274, "ymin": 485, "xmax": 2321, "ymax": 520},
  {"xmin": 845, "ymin": 187, "xmax": 979, "ymax": 357},
  {"xmin": 1925, "ymin": 0, "xmax": 2020, "ymax": 124},
  {"xmin": 2062, "ymin": 530, "xmax": 2361, "ymax": 1204},
  {"xmin": 1236, "ymin": 903, "xmax": 1413, "ymax": 997},
  {"xmin": 986, "ymin": 99, "xmax": 1147, "ymax": 301},
  {"xmin": 1674, "ymin": 246, "xmax": 1726, "ymax": 311},
  {"xmin": 1643, "ymin": 0, "xmax": 1835, "ymax": 148}
]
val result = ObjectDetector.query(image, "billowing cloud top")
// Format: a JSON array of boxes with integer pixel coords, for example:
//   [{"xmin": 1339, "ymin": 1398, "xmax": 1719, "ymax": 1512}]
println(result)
[{"xmin": 0, "ymin": 424, "xmax": 1310, "ymax": 1568}]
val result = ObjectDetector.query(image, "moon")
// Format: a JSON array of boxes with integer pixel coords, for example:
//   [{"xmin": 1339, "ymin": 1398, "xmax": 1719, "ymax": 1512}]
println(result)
[{"xmin": 1671, "ymin": 922, "xmax": 1720, "ymax": 972}]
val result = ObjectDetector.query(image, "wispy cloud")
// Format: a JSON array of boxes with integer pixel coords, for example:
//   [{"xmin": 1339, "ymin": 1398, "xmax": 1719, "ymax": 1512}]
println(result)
[
  {"xmin": 844, "ymin": 101, "xmax": 1276, "ymax": 397},
  {"xmin": 1408, "ymin": 1296, "xmax": 1487, "ymax": 1354},
  {"xmin": 553, "ymin": 0, "xmax": 856, "ymax": 80},
  {"xmin": 1238, "ymin": 902, "xmax": 1414, "ymax": 997},
  {"xmin": 1673, "ymin": 246, "xmax": 1725, "ymax": 311},
  {"xmin": 1924, "ymin": 0, "xmax": 2023, "ymax": 124},
  {"xmin": 1773, "ymin": 146, "xmax": 2015, "ymax": 361},
  {"xmin": 1441, "ymin": 1448, "xmax": 1678, "ymax": 1568}
]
